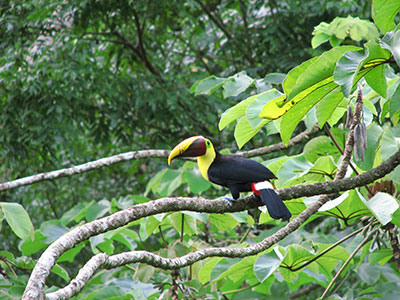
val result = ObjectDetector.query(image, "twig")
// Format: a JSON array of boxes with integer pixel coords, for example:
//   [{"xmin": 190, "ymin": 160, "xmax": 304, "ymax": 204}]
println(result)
[
  {"xmin": 159, "ymin": 226, "xmax": 168, "ymax": 248},
  {"xmin": 180, "ymin": 214, "xmax": 185, "ymax": 242},
  {"xmin": 286, "ymin": 223, "xmax": 370, "ymax": 272},
  {"xmin": 238, "ymin": 225, "xmax": 252, "ymax": 244},
  {"xmin": 289, "ymin": 283, "xmax": 321, "ymax": 299},
  {"xmin": 319, "ymin": 231, "xmax": 374, "ymax": 299},
  {"xmin": 242, "ymin": 125, "xmax": 319, "ymax": 158}
]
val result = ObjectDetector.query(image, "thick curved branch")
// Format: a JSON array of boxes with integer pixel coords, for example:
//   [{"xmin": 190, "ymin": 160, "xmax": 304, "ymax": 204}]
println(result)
[
  {"xmin": 0, "ymin": 128, "xmax": 317, "ymax": 193},
  {"xmin": 23, "ymin": 149, "xmax": 400, "ymax": 300}
]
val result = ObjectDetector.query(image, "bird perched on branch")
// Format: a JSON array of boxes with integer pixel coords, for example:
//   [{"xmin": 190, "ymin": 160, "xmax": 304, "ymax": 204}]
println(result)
[{"xmin": 168, "ymin": 136, "xmax": 291, "ymax": 220}]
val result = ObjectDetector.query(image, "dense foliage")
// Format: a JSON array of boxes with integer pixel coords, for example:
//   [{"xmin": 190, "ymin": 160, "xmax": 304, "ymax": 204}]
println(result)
[{"xmin": 1, "ymin": 0, "xmax": 400, "ymax": 299}]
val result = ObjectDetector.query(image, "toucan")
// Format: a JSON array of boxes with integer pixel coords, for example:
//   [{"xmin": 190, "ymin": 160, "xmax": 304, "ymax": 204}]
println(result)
[{"xmin": 168, "ymin": 136, "xmax": 291, "ymax": 220}]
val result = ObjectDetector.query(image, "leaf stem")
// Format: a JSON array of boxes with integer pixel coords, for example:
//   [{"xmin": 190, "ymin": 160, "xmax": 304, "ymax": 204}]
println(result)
[
  {"xmin": 319, "ymin": 229, "xmax": 375, "ymax": 299},
  {"xmin": 288, "ymin": 223, "xmax": 369, "ymax": 272}
]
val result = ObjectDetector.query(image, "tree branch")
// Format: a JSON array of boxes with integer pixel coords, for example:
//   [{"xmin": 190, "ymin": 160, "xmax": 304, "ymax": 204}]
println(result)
[
  {"xmin": 22, "ymin": 149, "xmax": 400, "ymax": 300},
  {"xmin": 0, "ymin": 128, "xmax": 317, "ymax": 193},
  {"xmin": 242, "ymin": 125, "xmax": 318, "ymax": 158}
]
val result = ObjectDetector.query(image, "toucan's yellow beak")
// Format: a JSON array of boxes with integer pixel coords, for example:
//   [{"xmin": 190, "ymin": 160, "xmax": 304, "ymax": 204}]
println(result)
[{"xmin": 168, "ymin": 136, "xmax": 206, "ymax": 165}]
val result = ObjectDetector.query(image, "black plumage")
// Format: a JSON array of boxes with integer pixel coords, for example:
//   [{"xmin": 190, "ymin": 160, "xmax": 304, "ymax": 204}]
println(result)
[{"xmin": 208, "ymin": 151, "xmax": 291, "ymax": 220}]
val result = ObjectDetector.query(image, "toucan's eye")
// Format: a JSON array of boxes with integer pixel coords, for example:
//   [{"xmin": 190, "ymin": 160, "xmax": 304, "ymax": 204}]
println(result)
[{"xmin": 206, "ymin": 140, "xmax": 211, "ymax": 147}]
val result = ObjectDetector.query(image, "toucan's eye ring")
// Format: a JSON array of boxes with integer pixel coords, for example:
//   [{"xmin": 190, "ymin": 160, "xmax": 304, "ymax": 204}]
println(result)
[{"xmin": 206, "ymin": 140, "xmax": 211, "ymax": 146}]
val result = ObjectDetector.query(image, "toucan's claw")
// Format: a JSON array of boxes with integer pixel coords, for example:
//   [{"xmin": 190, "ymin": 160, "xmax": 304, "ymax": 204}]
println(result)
[{"xmin": 220, "ymin": 196, "xmax": 235, "ymax": 206}]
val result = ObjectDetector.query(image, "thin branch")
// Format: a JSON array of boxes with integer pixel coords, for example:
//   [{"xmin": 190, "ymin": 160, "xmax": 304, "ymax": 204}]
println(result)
[
  {"xmin": 159, "ymin": 226, "xmax": 168, "ymax": 248},
  {"xmin": 22, "ymin": 149, "xmax": 400, "ymax": 300},
  {"xmin": 0, "ymin": 128, "xmax": 318, "ymax": 193},
  {"xmin": 286, "ymin": 223, "xmax": 371, "ymax": 272},
  {"xmin": 241, "ymin": 125, "xmax": 319, "ymax": 158},
  {"xmin": 0, "ymin": 149, "xmax": 169, "ymax": 192},
  {"xmin": 319, "ymin": 231, "xmax": 374, "ymax": 299},
  {"xmin": 289, "ymin": 284, "xmax": 321, "ymax": 299}
]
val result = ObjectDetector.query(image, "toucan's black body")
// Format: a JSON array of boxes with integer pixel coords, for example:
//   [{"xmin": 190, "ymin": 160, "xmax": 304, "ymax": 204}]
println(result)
[
  {"xmin": 168, "ymin": 136, "xmax": 291, "ymax": 220},
  {"xmin": 208, "ymin": 151, "xmax": 275, "ymax": 198}
]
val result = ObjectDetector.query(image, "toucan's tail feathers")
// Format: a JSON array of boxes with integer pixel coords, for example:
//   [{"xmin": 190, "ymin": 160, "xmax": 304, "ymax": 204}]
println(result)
[{"xmin": 259, "ymin": 188, "xmax": 291, "ymax": 220}]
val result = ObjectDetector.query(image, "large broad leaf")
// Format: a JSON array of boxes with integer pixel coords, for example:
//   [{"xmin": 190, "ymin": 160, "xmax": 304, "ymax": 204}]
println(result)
[
  {"xmin": 359, "ymin": 192, "xmax": 399, "ymax": 225},
  {"xmin": 216, "ymin": 256, "xmax": 257, "ymax": 283},
  {"xmin": 372, "ymin": 0, "xmax": 400, "ymax": 34},
  {"xmin": 315, "ymin": 93, "xmax": 345, "ymax": 128},
  {"xmin": 222, "ymin": 71, "xmax": 255, "ymax": 98},
  {"xmin": 0, "ymin": 202, "xmax": 34, "ymax": 240},
  {"xmin": 381, "ymin": 28, "xmax": 400, "ymax": 67},
  {"xmin": 254, "ymin": 250, "xmax": 282, "ymax": 283},
  {"xmin": 287, "ymin": 46, "xmax": 360, "ymax": 101},
  {"xmin": 277, "ymin": 155, "xmax": 313, "ymax": 185},
  {"xmin": 209, "ymin": 213, "xmax": 238, "ymax": 231},
  {"xmin": 190, "ymin": 75, "xmax": 227, "ymax": 96},
  {"xmin": 303, "ymin": 136, "xmax": 341, "ymax": 163},
  {"xmin": 333, "ymin": 49, "xmax": 368, "ymax": 97},
  {"xmin": 234, "ymin": 116, "xmax": 269, "ymax": 149},
  {"xmin": 246, "ymin": 89, "xmax": 283, "ymax": 129},
  {"xmin": 218, "ymin": 92, "xmax": 264, "ymax": 130},
  {"xmin": 334, "ymin": 41, "xmax": 390, "ymax": 98},
  {"xmin": 168, "ymin": 212, "xmax": 198, "ymax": 236}
]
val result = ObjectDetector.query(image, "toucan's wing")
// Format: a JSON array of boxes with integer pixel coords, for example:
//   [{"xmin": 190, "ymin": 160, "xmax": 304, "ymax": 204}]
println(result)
[{"xmin": 208, "ymin": 154, "xmax": 276, "ymax": 186}]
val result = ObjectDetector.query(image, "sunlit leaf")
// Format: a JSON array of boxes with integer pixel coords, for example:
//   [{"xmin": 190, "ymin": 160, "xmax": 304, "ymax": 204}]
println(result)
[
  {"xmin": 0, "ymin": 202, "xmax": 34, "ymax": 240},
  {"xmin": 372, "ymin": 0, "xmax": 400, "ymax": 33},
  {"xmin": 359, "ymin": 192, "xmax": 399, "ymax": 225}
]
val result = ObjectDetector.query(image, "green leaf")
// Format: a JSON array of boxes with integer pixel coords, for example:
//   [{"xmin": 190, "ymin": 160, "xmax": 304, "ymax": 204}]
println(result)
[
  {"xmin": 369, "ymin": 248, "xmax": 393, "ymax": 265},
  {"xmin": 209, "ymin": 213, "xmax": 238, "ymax": 231},
  {"xmin": 199, "ymin": 257, "xmax": 223, "ymax": 284},
  {"xmin": 168, "ymin": 212, "xmax": 197, "ymax": 236},
  {"xmin": 184, "ymin": 168, "xmax": 211, "ymax": 194},
  {"xmin": 372, "ymin": 0, "xmax": 400, "ymax": 33},
  {"xmin": 190, "ymin": 75, "xmax": 227, "ymax": 96},
  {"xmin": 334, "ymin": 49, "xmax": 368, "ymax": 97},
  {"xmin": 312, "ymin": 16, "xmax": 379, "ymax": 48},
  {"xmin": 359, "ymin": 192, "xmax": 399, "ymax": 225},
  {"xmin": 0, "ymin": 202, "xmax": 34, "ymax": 240},
  {"xmin": 380, "ymin": 127, "xmax": 400, "ymax": 161},
  {"xmin": 19, "ymin": 231, "xmax": 48, "ymax": 256},
  {"xmin": 222, "ymin": 71, "xmax": 254, "ymax": 98},
  {"xmin": 381, "ymin": 29, "xmax": 400, "ymax": 67},
  {"xmin": 157, "ymin": 169, "xmax": 183, "ymax": 196},
  {"xmin": 315, "ymin": 91, "xmax": 345, "ymax": 128},
  {"xmin": 57, "ymin": 242, "xmax": 86, "ymax": 263},
  {"xmin": 277, "ymin": 156, "xmax": 313, "ymax": 185},
  {"xmin": 389, "ymin": 84, "xmax": 400, "ymax": 125},
  {"xmin": 264, "ymin": 73, "xmax": 286, "ymax": 84},
  {"xmin": 51, "ymin": 264, "xmax": 70, "ymax": 282},
  {"xmin": 246, "ymin": 89, "xmax": 283, "ymax": 128},
  {"xmin": 86, "ymin": 199, "xmax": 111, "ymax": 222},
  {"xmin": 234, "ymin": 116, "xmax": 269, "ymax": 149},
  {"xmin": 254, "ymin": 250, "xmax": 282, "ymax": 282},
  {"xmin": 40, "ymin": 220, "xmax": 69, "ymax": 243},
  {"xmin": 303, "ymin": 136, "xmax": 341, "ymax": 163},
  {"xmin": 288, "ymin": 46, "xmax": 360, "ymax": 100},
  {"xmin": 218, "ymin": 93, "xmax": 260, "ymax": 130},
  {"xmin": 217, "ymin": 256, "xmax": 257, "ymax": 283}
]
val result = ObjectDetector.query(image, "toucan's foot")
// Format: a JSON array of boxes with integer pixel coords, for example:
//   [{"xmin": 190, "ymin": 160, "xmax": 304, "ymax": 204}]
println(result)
[{"xmin": 220, "ymin": 196, "xmax": 235, "ymax": 206}]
